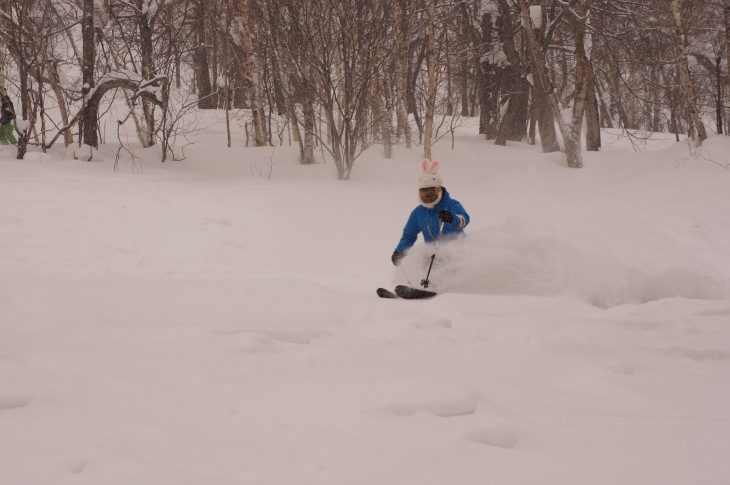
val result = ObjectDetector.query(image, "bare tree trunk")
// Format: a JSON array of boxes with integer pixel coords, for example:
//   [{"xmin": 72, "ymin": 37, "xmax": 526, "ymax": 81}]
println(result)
[
  {"xmin": 240, "ymin": 0, "xmax": 267, "ymax": 146},
  {"xmin": 456, "ymin": 1, "xmax": 474, "ymax": 118},
  {"xmin": 567, "ymin": 2, "xmax": 593, "ymax": 158},
  {"xmin": 663, "ymin": 67, "xmax": 682, "ymax": 141},
  {"xmin": 43, "ymin": 58, "xmax": 74, "ymax": 147},
  {"xmin": 528, "ymin": 86, "xmax": 537, "ymax": 145},
  {"xmin": 82, "ymin": 0, "xmax": 98, "ymax": 149},
  {"xmin": 408, "ymin": 39, "xmax": 427, "ymax": 142},
  {"xmin": 302, "ymin": 101, "xmax": 316, "ymax": 164},
  {"xmin": 136, "ymin": 0, "xmax": 156, "ymax": 147},
  {"xmin": 17, "ymin": 68, "xmax": 31, "ymax": 159},
  {"xmin": 423, "ymin": 0, "xmax": 437, "ymax": 160},
  {"xmin": 96, "ymin": 28, "xmax": 153, "ymax": 148},
  {"xmin": 500, "ymin": 0, "xmax": 557, "ymax": 152},
  {"xmin": 606, "ymin": 52, "xmax": 632, "ymax": 129},
  {"xmin": 593, "ymin": 78, "xmax": 613, "ymax": 129},
  {"xmin": 480, "ymin": 9, "xmax": 500, "ymax": 138},
  {"xmin": 223, "ymin": 1, "xmax": 232, "ymax": 148},
  {"xmin": 26, "ymin": 2, "xmax": 74, "ymax": 149},
  {"xmin": 373, "ymin": 76, "xmax": 392, "ymax": 158},
  {"xmin": 582, "ymin": 5, "xmax": 600, "ymax": 152},
  {"xmin": 445, "ymin": 29, "xmax": 453, "ymax": 116},
  {"xmin": 194, "ymin": 0, "xmax": 213, "ymax": 109},
  {"xmin": 495, "ymin": 71, "xmax": 529, "ymax": 145},
  {"xmin": 264, "ymin": 0, "xmax": 310, "ymax": 162},
  {"xmin": 724, "ymin": 0, "xmax": 730, "ymax": 134},
  {"xmin": 459, "ymin": 8, "xmax": 470, "ymax": 118},
  {"xmin": 518, "ymin": 0, "xmax": 581, "ymax": 168},
  {"xmin": 715, "ymin": 56, "xmax": 723, "ymax": 135},
  {"xmin": 0, "ymin": 38, "xmax": 4, "ymax": 92},
  {"xmin": 534, "ymin": 86, "xmax": 558, "ymax": 151},
  {"xmin": 669, "ymin": 0, "xmax": 707, "ymax": 144},
  {"xmin": 585, "ymin": 67, "xmax": 601, "ymax": 151},
  {"xmin": 269, "ymin": 53, "xmax": 287, "ymax": 116},
  {"xmin": 649, "ymin": 66, "xmax": 662, "ymax": 132},
  {"xmin": 394, "ymin": 1, "xmax": 412, "ymax": 147}
]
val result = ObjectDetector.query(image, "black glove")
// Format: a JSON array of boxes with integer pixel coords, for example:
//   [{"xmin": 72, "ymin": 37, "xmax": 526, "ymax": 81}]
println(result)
[
  {"xmin": 438, "ymin": 210, "xmax": 453, "ymax": 223},
  {"xmin": 391, "ymin": 250, "xmax": 405, "ymax": 266}
]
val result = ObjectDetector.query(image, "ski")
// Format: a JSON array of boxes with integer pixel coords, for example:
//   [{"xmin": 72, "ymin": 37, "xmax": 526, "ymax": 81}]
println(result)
[
  {"xmin": 376, "ymin": 287, "xmax": 399, "ymax": 299},
  {"xmin": 395, "ymin": 285, "xmax": 437, "ymax": 300}
]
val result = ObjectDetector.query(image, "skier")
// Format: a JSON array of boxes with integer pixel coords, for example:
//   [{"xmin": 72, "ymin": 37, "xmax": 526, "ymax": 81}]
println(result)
[
  {"xmin": 391, "ymin": 159, "xmax": 470, "ymax": 266},
  {"xmin": 0, "ymin": 91, "xmax": 17, "ymax": 146}
]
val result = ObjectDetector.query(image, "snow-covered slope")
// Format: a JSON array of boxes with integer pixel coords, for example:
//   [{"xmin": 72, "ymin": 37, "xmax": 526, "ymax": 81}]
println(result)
[{"xmin": 2, "ymin": 121, "xmax": 729, "ymax": 484}]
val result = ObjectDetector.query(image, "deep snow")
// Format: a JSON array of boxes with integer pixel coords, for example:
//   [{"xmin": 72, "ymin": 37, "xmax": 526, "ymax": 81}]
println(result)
[{"xmin": 2, "ymin": 116, "xmax": 730, "ymax": 485}]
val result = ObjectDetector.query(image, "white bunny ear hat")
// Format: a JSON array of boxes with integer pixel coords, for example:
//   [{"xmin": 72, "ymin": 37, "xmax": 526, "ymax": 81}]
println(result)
[{"xmin": 418, "ymin": 159, "xmax": 442, "ymax": 188}]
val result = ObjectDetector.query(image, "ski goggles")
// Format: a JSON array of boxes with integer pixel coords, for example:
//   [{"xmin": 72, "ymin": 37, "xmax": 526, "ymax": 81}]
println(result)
[{"xmin": 419, "ymin": 187, "xmax": 440, "ymax": 196}]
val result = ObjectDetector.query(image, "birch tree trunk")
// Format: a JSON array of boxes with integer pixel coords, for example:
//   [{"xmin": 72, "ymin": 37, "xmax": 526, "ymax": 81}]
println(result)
[
  {"xmin": 581, "ymin": 3, "xmax": 600, "ymax": 151},
  {"xmin": 567, "ymin": 1, "xmax": 593, "ymax": 158},
  {"xmin": 240, "ymin": 0, "xmax": 267, "ymax": 146},
  {"xmin": 302, "ymin": 101, "xmax": 315, "ymax": 164},
  {"xmin": 669, "ymin": 0, "xmax": 707, "ymax": 144},
  {"xmin": 517, "ymin": 0, "xmax": 581, "ymax": 168}
]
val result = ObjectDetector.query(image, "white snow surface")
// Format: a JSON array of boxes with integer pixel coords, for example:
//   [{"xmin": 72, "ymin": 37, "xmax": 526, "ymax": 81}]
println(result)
[{"xmin": 2, "ymin": 117, "xmax": 730, "ymax": 485}]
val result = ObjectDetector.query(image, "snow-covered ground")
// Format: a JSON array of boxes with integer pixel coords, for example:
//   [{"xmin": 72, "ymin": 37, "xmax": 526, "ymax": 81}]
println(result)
[{"xmin": 2, "ymin": 117, "xmax": 730, "ymax": 485}]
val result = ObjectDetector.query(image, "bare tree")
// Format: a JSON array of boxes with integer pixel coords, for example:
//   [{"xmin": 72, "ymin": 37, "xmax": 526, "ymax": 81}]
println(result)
[
  {"xmin": 275, "ymin": 0, "xmax": 391, "ymax": 179},
  {"xmin": 193, "ymin": 0, "xmax": 214, "ymax": 109},
  {"xmin": 669, "ymin": 0, "xmax": 708, "ymax": 144},
  {"xmin": 726, "ymin": 0, "xmax": 730, "ymax": 131},
  {"xmin": 233, "ymin": 0, "xmax": 267, "ymax": 146},
  {"xmin": 394, "ymin": 0, "xmax": 413, "ymax": 148},
  {"xmin": 0, "ymin": 35, "xmax": 4, "ymax": 92},
  {"xmin": 563, "ymin": 1, "xmax": 596, "ymax": 154},
  {"xmin": 135, "ymin": 0, "xmax": 160, "ymax": 146},
  {"xmin": 423, "ymin": 0, "xmax": 437, "ymax": 159},
  {"xmin": 81, "ymin": 0, "xmax": 97, "ymax": 149},
  {"xmin": 518, "ymin": 0, "xmax": 582, "ymax": 168},
  {"xmin": 1, "ymin": 0, "xmax": 47, "ymax": 158}
]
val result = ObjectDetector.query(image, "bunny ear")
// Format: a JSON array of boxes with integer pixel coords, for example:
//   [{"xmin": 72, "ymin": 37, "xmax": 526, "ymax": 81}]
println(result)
[
  {"xmin": 422, "ymin": 159, "xmax": 430, "ymax": 173},
  {"xmin": 429, "ymin": 160, "xmax": 440, "ymax": 174}
]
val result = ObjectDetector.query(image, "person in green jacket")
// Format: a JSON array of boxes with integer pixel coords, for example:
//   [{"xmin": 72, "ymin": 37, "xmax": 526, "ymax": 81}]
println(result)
[{"xmin": 0, "ymin": 93, "xmax": 18, "ymax": 145}]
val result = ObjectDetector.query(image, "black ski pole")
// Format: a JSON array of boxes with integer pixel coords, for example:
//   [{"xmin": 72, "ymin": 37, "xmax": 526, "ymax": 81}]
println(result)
[{"xmin": 421, "ymin": 221, "xmax": 444, "ymax": 289}]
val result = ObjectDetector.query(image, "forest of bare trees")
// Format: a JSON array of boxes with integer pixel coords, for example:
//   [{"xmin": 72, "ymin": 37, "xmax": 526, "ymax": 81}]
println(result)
[{"xmin": 0, "ymin": 0, "xmax": 728, "ymax": 177}]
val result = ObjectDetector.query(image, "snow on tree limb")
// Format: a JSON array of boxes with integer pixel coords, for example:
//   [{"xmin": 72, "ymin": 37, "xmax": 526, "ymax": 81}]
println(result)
[{"xmin": 44, "ymin": 72, "xmax": 168, "ymax": 150}]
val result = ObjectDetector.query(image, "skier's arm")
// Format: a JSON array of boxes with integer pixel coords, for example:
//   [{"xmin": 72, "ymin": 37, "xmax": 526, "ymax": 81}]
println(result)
[{"xmin": 395, "ymin": 209, "xmax": 420, "ymax": 253}]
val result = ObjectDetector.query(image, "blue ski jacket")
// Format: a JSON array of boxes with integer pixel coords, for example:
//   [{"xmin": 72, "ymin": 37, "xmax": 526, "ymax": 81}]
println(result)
[{"xmin": 395, "ymin": 187, "xmax": 469, "ymax": 253}]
